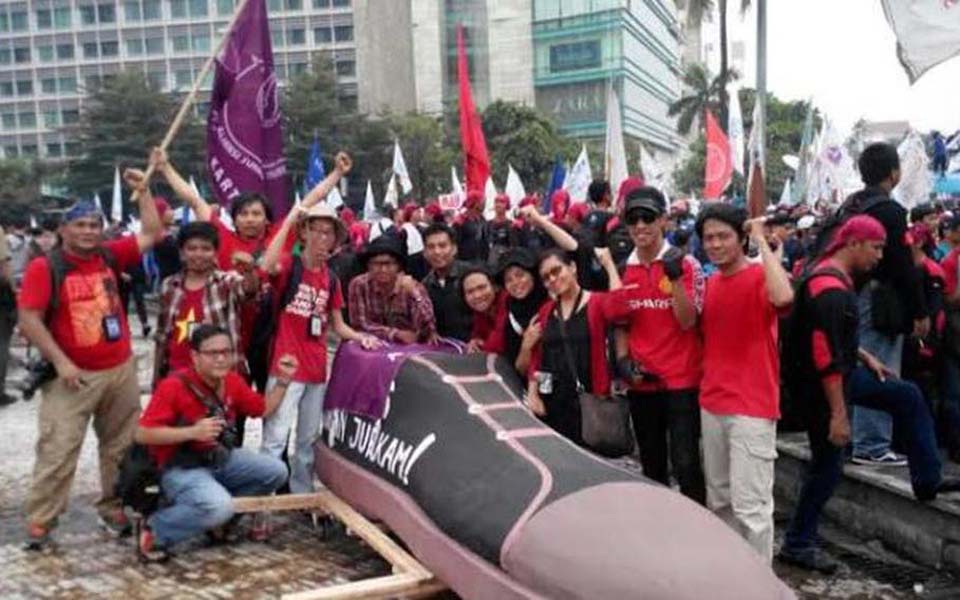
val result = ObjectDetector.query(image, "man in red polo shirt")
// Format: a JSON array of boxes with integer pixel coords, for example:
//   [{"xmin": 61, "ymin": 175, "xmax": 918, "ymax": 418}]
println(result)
[
  {"xmin": 614, "ymin": 186, "xmax": 705, "ymax": 504},
  {"xmin": 136, "ymin": 324, "xmax": 297, "ymax": 561},
  {"xmin": 698, "ymin": 204, "xmax": 794, "ymax": 562}
]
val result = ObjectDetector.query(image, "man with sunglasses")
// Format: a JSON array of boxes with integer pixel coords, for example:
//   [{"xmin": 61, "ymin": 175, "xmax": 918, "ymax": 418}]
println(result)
[
  {"xmin": 614, "ymin": 186, "xmax": 706, "ymax": 504},
  {"xmin": 135, "ymin": 324, "xmax": 297, "ymax": 562}
]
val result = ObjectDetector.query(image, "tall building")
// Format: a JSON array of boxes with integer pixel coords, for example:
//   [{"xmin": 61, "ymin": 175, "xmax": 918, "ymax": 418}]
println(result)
[
  {"xmin": 355, "ymin": 0, "xmax": 534, "ymax": 116},
  {"xmin": 0, "ymin": 0, "xmax": 359, "ymax": 160},
  {"xmin": 531, "ymin": 0, "xmax": 682, "ymax": 153}
]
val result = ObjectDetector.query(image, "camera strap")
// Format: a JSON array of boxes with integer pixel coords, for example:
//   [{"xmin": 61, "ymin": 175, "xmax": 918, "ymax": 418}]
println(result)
[{"xmin": 176, "ymin": 374, "xmax": 234, "ymax": 428}]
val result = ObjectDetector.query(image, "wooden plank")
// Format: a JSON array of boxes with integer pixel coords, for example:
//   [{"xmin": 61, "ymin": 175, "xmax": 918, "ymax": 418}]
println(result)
[
  {"xmin": 315, "ymin": 490, "xmax": 431, "ymax": 578},
  {"xmin": 232, "ymin": 493, "xmax": 329, "ymax": 514},
  {"xmin": 281, "ymin": 573, "xmax": 430, "ymax": 600}
]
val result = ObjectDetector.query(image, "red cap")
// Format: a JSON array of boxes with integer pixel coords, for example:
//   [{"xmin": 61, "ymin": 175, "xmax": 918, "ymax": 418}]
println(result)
[
  {"xmin": 154, "ymin": 196, "xmax": 170, "ymax": 219},
  {"xmin": 519, "ymin": 195, "xmax": 538, "ymax": 208},
  {"xmin": 495, "ymin": 193, "xmax": 510, "ymax": 207},
  {"xmin": 464, "ymin": 190, "xmax": 484, "ymax": 211},
  {"xmin": 616, "ymin": 176, "xmax": 646, "ymax": 210},
  {"xmin": 566, "ymin": 202, "xmax": 590, "ymax": 224},
  {"xmin": 340, "ymin": 206, "xmax": 356, "ymax": 226}
]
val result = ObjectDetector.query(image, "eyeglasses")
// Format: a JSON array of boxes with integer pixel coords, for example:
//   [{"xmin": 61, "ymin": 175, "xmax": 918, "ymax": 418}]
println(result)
[
  {"xmin": 625, "ymin": 210, "xmax": 659, "ymax": 226},
  {"xmin": 540, "ymin": 265, "xmax": 564, "ymax": 282},
  {"xmin": 196, "ymin": 348, "xmax": 234, "ymax": 359}
]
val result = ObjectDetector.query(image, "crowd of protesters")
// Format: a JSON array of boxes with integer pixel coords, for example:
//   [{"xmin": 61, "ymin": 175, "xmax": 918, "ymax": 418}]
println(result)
[{"xmin": 6, "ymin": 141, "xmax": 960, "ymax": 572}]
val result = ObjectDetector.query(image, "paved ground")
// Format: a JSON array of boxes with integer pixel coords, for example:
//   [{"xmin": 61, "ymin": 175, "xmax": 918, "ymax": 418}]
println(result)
[{"xmin": 0, "ymin": 324, "xmax": 950, "ymax": 599}]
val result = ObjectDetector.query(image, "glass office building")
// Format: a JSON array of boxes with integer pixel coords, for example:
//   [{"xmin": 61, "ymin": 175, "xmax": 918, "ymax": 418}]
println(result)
[
  {"xmin": 0, "ymin": 0, "xmax": 358, "ymax": 159},
  {"xmin": 532, "ymin": 0, "xmax": 682, "ymax": 152}
]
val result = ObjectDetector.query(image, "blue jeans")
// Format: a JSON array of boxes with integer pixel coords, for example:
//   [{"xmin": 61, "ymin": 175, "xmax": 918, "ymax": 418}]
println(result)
[
  {"xmin": 783, "ymin": 367, "xmax": 942, "ymax": 554},
  {"xmin": 260, "ymin": 379, "xmax": 327, "ymax": 494},
  {"xmin": 851, "ymin": 406, "xmax": 893, "ymax": 458},
  {"xmin": 149, "ymin": 448, "xmax": 287, "ymax": 547}
]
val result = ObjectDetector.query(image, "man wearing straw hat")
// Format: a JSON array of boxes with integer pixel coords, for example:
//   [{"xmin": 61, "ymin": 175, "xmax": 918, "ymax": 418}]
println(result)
[{"xmin": 259, "ymin": 190, "xmax": 383, "ymax": 495}]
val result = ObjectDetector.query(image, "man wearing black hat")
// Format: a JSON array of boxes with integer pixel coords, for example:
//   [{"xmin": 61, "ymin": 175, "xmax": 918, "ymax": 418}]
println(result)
[
  {"xmin": 348, "ymin": 235, "xmax": 438, "ymax": 344},
  {"xmin": 613, "ymin": 186, "xmax": 706, "ymax": 505}
]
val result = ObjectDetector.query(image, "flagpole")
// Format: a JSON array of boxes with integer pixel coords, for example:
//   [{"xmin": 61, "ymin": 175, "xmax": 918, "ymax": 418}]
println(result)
[
  {"xmin": 132, "ymin": 0, "xmax": 253, "ymax": 200},
  {"xmin": 755, "ymin": 0, "xmax": 767, "ymax": 174}
]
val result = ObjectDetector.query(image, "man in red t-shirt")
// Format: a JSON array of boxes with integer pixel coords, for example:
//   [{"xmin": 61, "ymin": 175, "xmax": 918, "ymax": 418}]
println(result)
[
  {"xmin": 135, "ymin": 324, "xmax": 296, "ymax": 562},
  {"xmin": 613, "ymin": 186, "xmax": 706, "ymax": 504},
  {"xmin": 18, "ymin": 179, "xmax": 164, "ymax": 550},
  {"xmin": 697, "ymin": 204, "xmax": 794, "ymax": 562},
  {"xmin": 151, "ymin": 147, "xmax": 352, "ymax": 392},
  {"xmin": 259, "ymin": 202, "xmax": 382, "ymax": 493}
]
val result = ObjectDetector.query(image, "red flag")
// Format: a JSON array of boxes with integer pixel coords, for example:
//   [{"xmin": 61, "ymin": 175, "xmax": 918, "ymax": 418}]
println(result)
[
  {"xmin": 703, "ymin": 109, "xmax": 732, "ymax": 200},
  {"xmin": 457, "ymin": 24, "xmax": 490, "ymax": 194}
]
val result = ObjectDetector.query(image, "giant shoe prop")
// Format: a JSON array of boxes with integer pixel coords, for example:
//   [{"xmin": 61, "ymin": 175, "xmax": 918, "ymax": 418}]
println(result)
[{"xmin": 316, "ymin": 343, "xmax": 794, "ymax": 599}]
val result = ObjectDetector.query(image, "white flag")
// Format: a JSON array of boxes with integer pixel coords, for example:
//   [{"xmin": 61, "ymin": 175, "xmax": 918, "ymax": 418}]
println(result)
[
  {"xmin": 604, "ymin": 83, "xmax": 628, "ymax": 203},
  {"xmin": 393, "ymin": 141, "xmax": 413, "ymax": 194},
  {"xmin": 893, "ymin": 131, "xmax": 932, "ymax": 209},
  {"xmin": 728, "ymin": 84, "xmax": 746, "ymax": 176},
  {"xmin": 29, "ymin": 214, "xmax": 38, "ymax": 229},
  {"xmin": 94, "ymin": 193, "xmax": 103, "ymax": 212},
  {"xmin": 363, "ymin": 180, "xmax": 377, "ymax": 222},
  {"xmin": 111, "ymin": 167, "xmax": 123, "ymax": 224},
  {"xmin": 384, "ymin": 174, "xmax": 399, "ymax": 209},
  {"xmin": 882, "ymin": 0, "xmax": 960, "ymax": 83},
  {"xmin": 779, "ymin": 179, "xmax": 793, "ymax": 206},
  {"xmin": 564, "ymin": 145, "xmax": 592, "ymax": 204},
  {"xmin": 451, "ymin": 167, "xmax": 464, "ymax": 198},
  {"xmin": 294, "ymin": 191, "xmax": 302, "ymax": 206},
  {"xmin": 505, "ymin": 164, "xmax": 526, "ymax": 208},
  {"xmin": 484, "ymin": 176, "xmax": 498, "ymax": 219},
  {"xmin": 327, "ymin": 187, "xmax": 344, "ymax": 209},
  {"xmin": 639, "ymin": 144, "xmax": 666, "ymax": 189}
]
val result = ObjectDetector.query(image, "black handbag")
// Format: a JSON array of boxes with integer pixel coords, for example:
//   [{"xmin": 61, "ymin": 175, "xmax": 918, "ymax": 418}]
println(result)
[{"xmin": 555, "ymin": 292, "xmax": 634, "ymax": 458}]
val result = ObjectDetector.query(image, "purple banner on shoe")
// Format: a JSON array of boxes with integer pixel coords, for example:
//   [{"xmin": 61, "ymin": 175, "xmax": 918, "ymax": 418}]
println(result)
[{"xmin": 324, "ymin": 340, "xmax": 463, "ymax": 420}]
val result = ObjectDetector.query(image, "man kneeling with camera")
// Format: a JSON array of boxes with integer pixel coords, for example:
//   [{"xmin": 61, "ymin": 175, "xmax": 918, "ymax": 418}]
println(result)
[{"xmin": 135, "ymin": 324, "xmax": 297, "ymax": 562}]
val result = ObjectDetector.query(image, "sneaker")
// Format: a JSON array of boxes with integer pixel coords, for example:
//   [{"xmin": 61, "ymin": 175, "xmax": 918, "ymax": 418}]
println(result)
[
  {"xmin": 851, "ymin": 451, "xmax": 908, "ymax": 467},
  {"xmin": 24, "ymin": 523, "xmax": 53, "ymax": 552},
  {"xmin": 137, "ymin": 523, "xmax": 169, "ymax": 563},
  {"xmin": 777, "ymin": 548, "xmax": 839, "ymax": 575},
  {"xmin": 98, "ymin": 510, "xmax": 133, "ymax": 538},
  {"xmin": 250, "ymin": 513, "xmax": 271, "ymax": 542}
]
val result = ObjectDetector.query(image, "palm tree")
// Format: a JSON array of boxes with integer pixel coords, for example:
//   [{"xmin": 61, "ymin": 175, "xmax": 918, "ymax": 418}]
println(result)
[
  {"xmin": 680, "ymin": 0, "xmax": 751, "ymax": 129},
  {"xmin": 668, "ymin": 63, "xmax": 734, "ymax": 135}
]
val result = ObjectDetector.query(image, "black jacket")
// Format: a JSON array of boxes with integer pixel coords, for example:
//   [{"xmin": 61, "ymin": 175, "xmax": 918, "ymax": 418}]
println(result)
[
  {"xmin": 842, "ymin": 186, "xmax": 927, "ymax": 325},
  {"xmin": 422, "ymin": 260, "xmax": 474, "ymax": 342}
]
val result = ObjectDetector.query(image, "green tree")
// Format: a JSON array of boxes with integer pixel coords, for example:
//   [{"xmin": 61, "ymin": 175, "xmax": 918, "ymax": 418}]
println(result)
[
  {"xmin": 65, "ymin": 70, "xmax": 205, "ymax": 198},
  {"xmin": 481, "ymin": 100, "xmax": 577, "ymax": 192},
  {"xmin": 283, "ymin": 55, "xmax": 391, "ymax": 205},
  {"xmin": 681, "ymin": 0, "xmax": 750, "ymax": 128},
  {"xmin": 386, "ymin": 113, "xmax": 457, "ymax": 198},
  {"xmin": 668, "ymin": 63, "xmax": 728, "ymax": 135},
  {"xmin": 672, "ymin": 89, "xmax": 817, "ymax": 202},
  {"xmin": 0, "ymin": 159, "xmax": 61, "ymax": 222}
]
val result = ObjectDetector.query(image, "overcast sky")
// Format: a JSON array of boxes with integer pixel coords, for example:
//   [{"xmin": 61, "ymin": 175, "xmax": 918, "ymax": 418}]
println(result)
[{"xmin": 704, "ymin": 0, "xmax": 960, "ymax": 135}]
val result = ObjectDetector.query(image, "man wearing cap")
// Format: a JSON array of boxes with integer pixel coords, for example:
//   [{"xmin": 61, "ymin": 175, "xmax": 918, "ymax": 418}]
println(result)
[
  {"xmin": 18, "ymin": 173, "xmax": 164, "ymax": 549},
  {"xmin": 260, "ymin": 198, "xmax": 383, "ymax": 494},
  {"xmin": 349, "ymin": 235, "xmax": 438, "ymax": 345},
  {"xmin": 614, "ymin": 186, "xmax": 706, "ymax": 504}
]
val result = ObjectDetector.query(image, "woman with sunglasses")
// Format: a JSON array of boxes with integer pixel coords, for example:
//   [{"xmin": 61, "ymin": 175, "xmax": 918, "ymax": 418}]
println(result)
[{"xmin": 525, "ymin": 247, "xmax": 622, "ymax": 444}]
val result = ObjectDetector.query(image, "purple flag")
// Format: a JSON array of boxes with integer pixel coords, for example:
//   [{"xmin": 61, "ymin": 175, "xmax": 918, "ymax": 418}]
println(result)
[
  {"xmin": 206, "ymin": 0, "xmax": 289, "ymax": 216},
  {"xmin": 325, "ymin": 340, "xmax": 463, "ymax": 420}
]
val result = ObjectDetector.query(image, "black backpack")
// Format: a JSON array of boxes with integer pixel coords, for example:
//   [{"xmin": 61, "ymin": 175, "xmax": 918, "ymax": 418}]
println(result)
[
  {"xmin": 115, "ymin": 444, "xmax": 161, "ymax": 517},
  {"xmin": 778, "ymin": 266, "xmax": 848, "ymax": 432}
]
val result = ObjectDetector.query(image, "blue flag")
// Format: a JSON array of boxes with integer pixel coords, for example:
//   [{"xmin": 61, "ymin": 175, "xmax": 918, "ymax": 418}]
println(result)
[
  {"xmin": 543, "ymin": 156, "xmax": 565, "ymax": 213},
  {"xmin": 305, "ymin": 134, "xmax": 325, "ymax": 192}
]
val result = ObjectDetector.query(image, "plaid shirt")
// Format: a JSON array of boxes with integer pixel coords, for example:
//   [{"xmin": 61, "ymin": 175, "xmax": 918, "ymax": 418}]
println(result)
[
  {"xmin": 153, "ymin": 269, "xmax": 251, "ymax": 385},
  {"xmin": 347, "ymin": 273, "xmax": 437, "ymax": 342}
]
